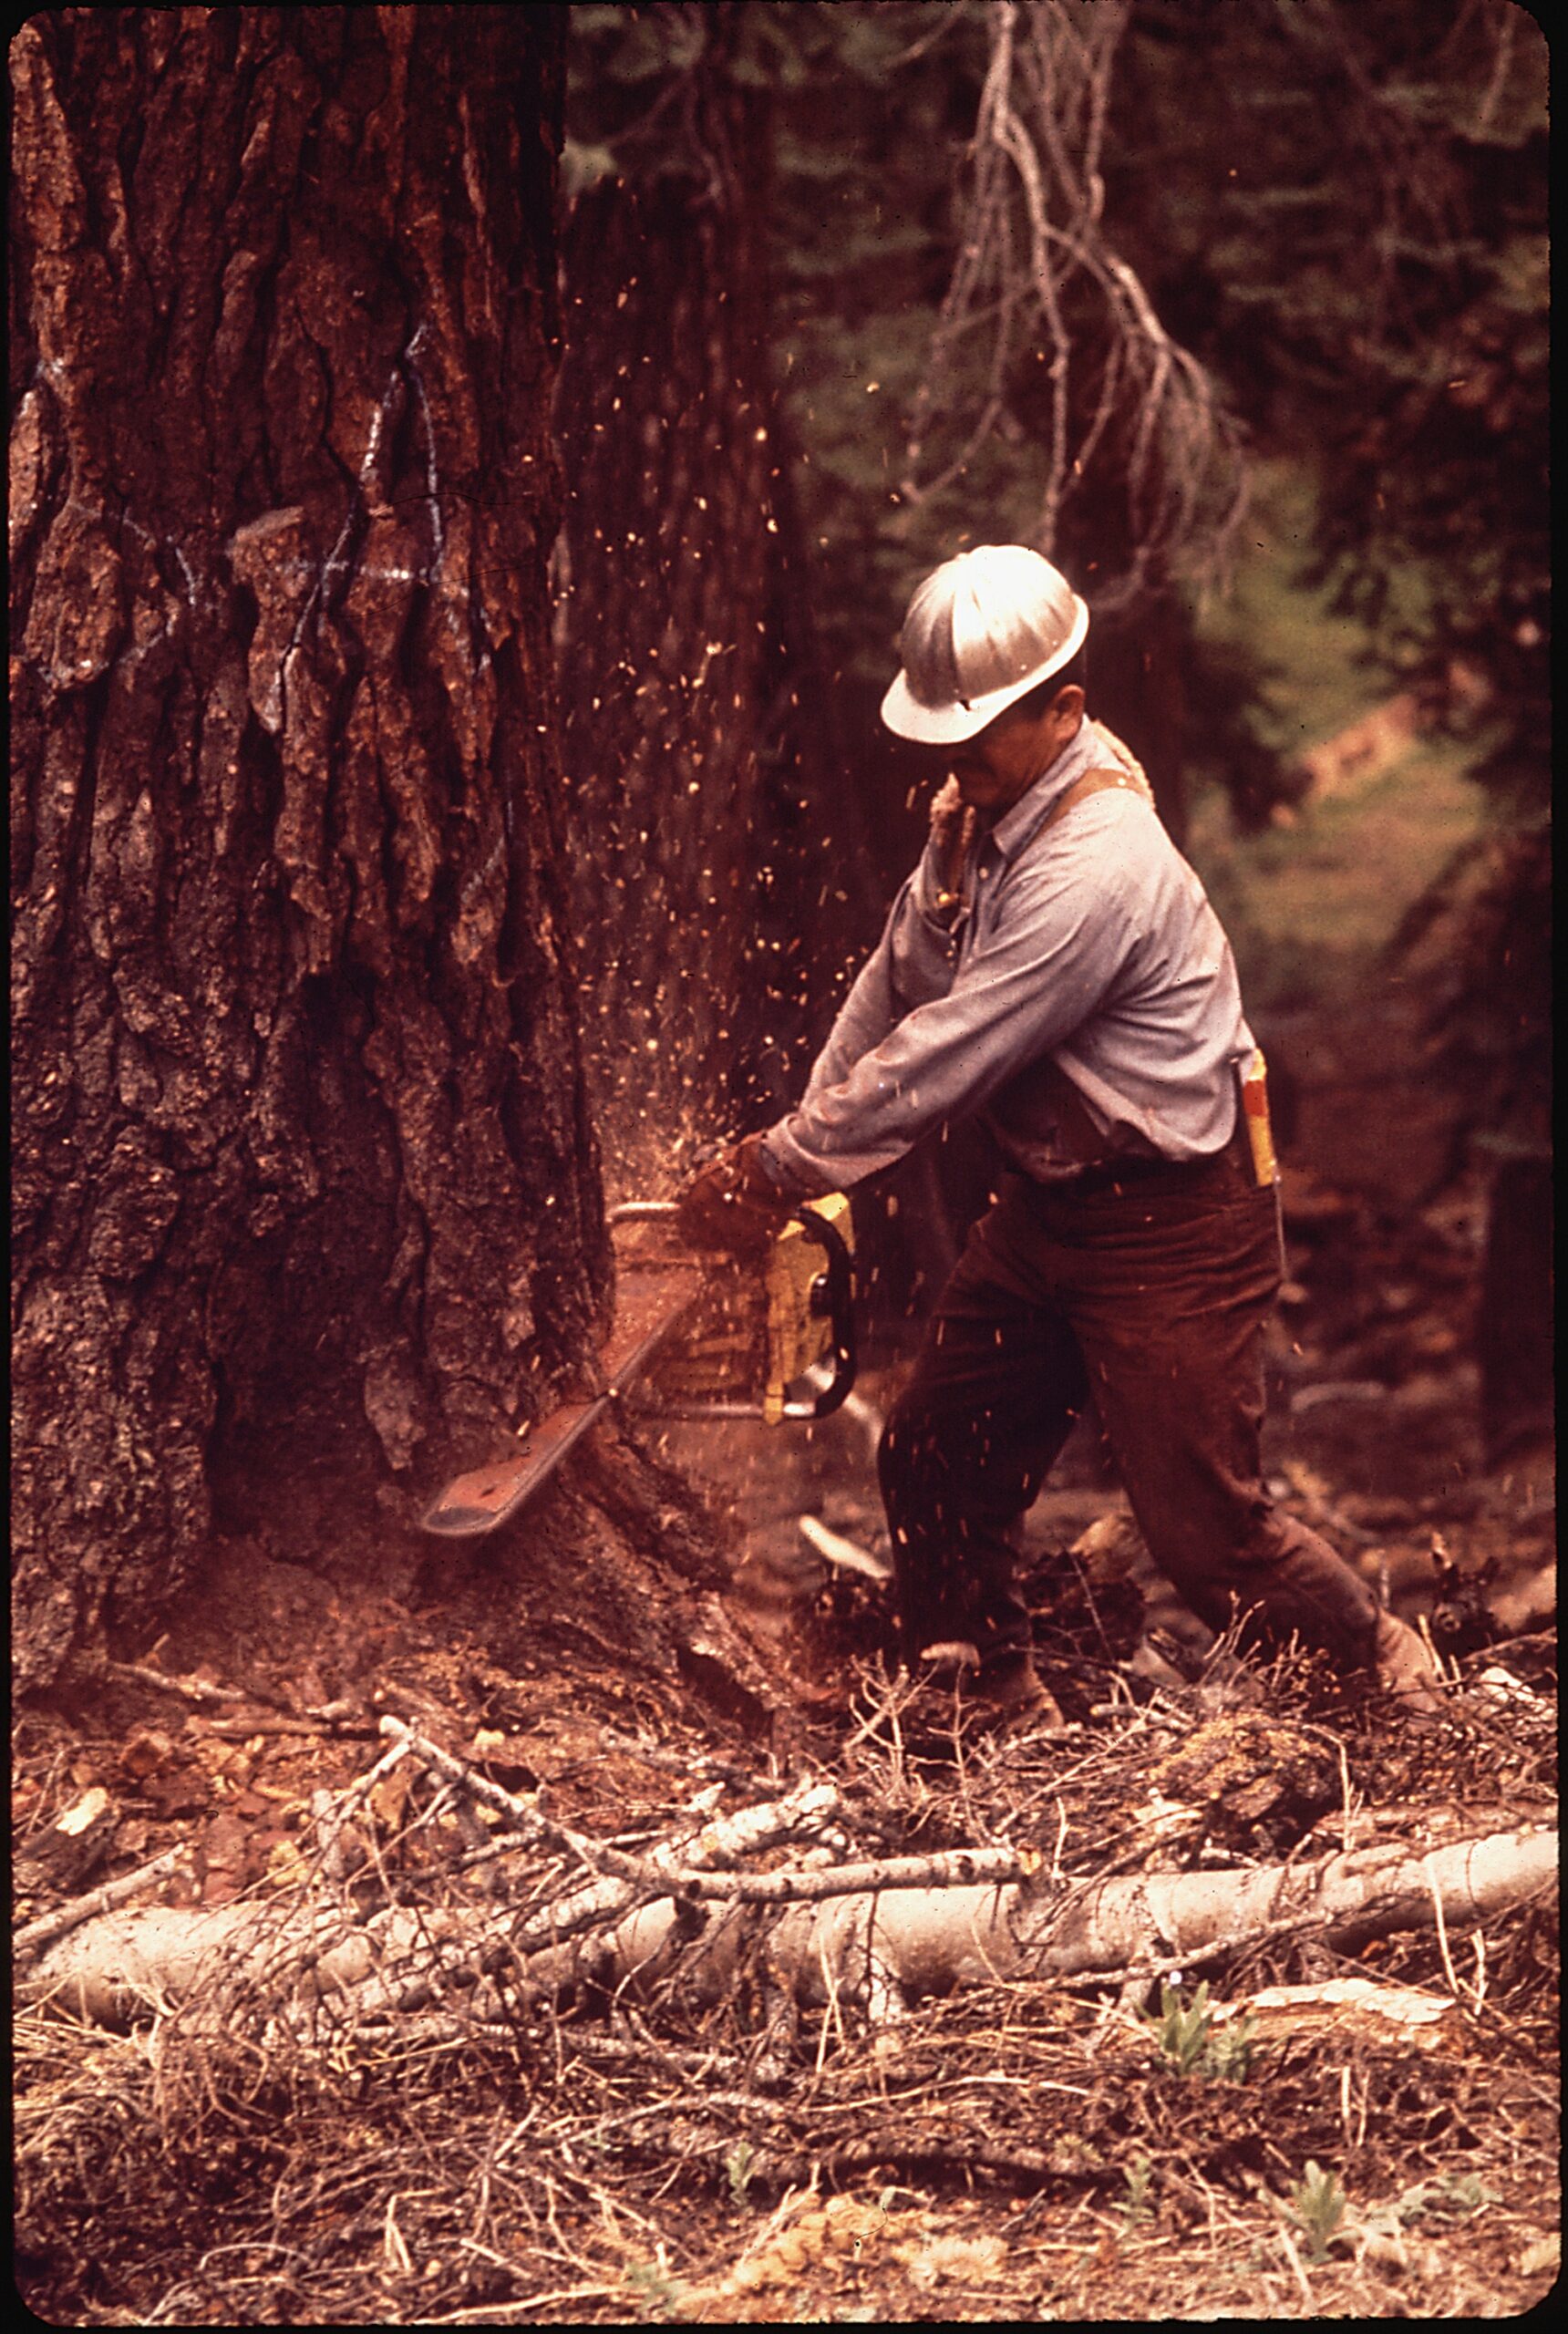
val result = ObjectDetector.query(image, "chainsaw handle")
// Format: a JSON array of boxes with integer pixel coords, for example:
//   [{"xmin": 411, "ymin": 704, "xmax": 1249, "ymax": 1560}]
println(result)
[
  {"xmin": 778, "ymin": 1203, "xmax": 857, "ymax": 1421},
  {"xmin": 607, "ymin": 1194, "xmax": 856, "ymax": 1424}
]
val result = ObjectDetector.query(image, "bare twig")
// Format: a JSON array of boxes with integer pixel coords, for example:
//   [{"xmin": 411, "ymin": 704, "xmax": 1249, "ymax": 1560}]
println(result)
[
  {"xmin": 105, "ymin": 1661, "xmax": 258, "ymax": 1709},
  {"xmin": 196, "ymin": 1714, "xmax": 378, "ymax": 1740},
  {"xmin": 15, "ymin": 1843, "xmax": 192, "ymax": 1961},
  {"xmin": 104, "ymin": 1660, "xmax": 365, "ymax": 1730},
  {"xmin": 669, "ymin": 1843, "xmax": 1028, "ymax": 1905},
  {"xmin": 1274, "ymin": 2217, "xmax": 1317, "ymax": 2306},
  {"xmin": 902, "ymin": 0, "xmax": 1243, "ymax": 604}
]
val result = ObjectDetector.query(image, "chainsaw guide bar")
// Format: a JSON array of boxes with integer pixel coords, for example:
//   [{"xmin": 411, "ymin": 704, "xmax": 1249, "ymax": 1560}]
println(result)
[
  {"xmin": 419, "ymin": 1197, "xmax": 854, "ymax": 1540},
  {"xmin": 419, "ymin": 1262, "xmax": 704, "ymax": 1537}
]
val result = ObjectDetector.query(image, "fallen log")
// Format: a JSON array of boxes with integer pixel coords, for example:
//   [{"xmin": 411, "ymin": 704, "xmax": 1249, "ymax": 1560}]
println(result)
[
  {"xmin": 25, "ymin": 1804, "xmax": 1553, "ymax": 2035},
  {"xmin": 767, "ymin": 1822, "xmax": 1558, "ymax": 2014},
  {"xmin": 21, "ymin": 1755, "xmax": 846, "ymax": 2027},
  {"xmin": 14, "ymin": 1845, "xmax": 192, "ymax": 1961}
]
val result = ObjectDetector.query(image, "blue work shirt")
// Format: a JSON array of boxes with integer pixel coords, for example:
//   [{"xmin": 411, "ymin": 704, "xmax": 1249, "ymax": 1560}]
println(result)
[{"xmin": 761, "ymin": 717, "xmax": 1255, "ymax": 1195}]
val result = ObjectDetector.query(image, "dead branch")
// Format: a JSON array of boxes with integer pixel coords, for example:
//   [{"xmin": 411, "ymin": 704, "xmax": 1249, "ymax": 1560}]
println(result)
[
  {"xmin": 655, "ymin": 1844, "xmax": 1028, "ymax": 1904},
  {"xmin": 14, "ymin": 1844, "xmax": 192, "ymax": 1962},
  {"xmin": 104, "ymin": 1660, "xmax": 366, "ymax": 1730},
  {"xmin": 27, "ymin": 1796, "xmax": 1553, "ymax": 2038},
  {"xmin": 104, "ymin": 1660, "xmax": 260, "ymax": 1709},
  {"xmin": 505, "ymin": 1775, "xmax": 851, "ymax": 1988},
  {"xmin": 766, "ymin": 1821, "xmax": 1557, "ymax": 2013},
  {"xmin": 902, "ymin": 0, "xmax": 1243, "ymax": 604},
  {"xmin": 382, "ymin": 1715, "xmax": 839, "ymax": 1873},
  {"xmin": 1024, "ymin": 1820, "xmax": 1559, "ymax": 1975},
  {"xmin": 23, "ymin": 1898, "xmax": 356, "ymax": 2026}
]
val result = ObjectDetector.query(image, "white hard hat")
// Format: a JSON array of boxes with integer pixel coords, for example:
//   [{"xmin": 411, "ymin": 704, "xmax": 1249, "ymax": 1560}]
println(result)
[{"xmin": 880, "ymin": 545, "xmax": 1089, "ymax": 745}]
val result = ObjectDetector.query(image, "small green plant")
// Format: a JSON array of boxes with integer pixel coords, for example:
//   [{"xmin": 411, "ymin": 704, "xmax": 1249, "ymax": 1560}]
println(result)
[
  {"xmin": 1202, "ymin": 2007, "xmax": 1259, "ymax": 2083},
  {"xmin": 725, "ymin": 2138, "xmax": 757, "ymax": 2210},
  {"xmin": 1141, "ymin": 1979, "xmax": 1255, "ymax": 2081},
  {"xmin": 1289, "ymin": 2161, "xmax": 1349, "ymax": 2262},
  {"xmin": 1118, "ymin": 2153, "xmax": 1156, "ymax": 2226},
  {"xmin": 1394, "ymin": 2171, "xmax": 1501, "ymax": 2223},
  {"xmin": 1145, "ymin": 1978, "xmax": 1215, "ymax": 2074}
]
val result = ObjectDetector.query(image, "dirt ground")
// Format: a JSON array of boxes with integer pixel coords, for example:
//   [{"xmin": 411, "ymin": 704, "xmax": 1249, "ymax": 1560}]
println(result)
[{"xmin": 13, "ymin": 1057, "xmax": 1558, "ymax": 2323}]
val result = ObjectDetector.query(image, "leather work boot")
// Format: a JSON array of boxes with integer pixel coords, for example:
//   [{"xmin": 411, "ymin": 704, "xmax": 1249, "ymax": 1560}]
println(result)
[
  {"xmin": 964, "ymin": 1651, "xmax": 1070, "ymax": 1737},
  {"xmin": 914, "ymin": 1643, "xmax": 1068, "ymax": 1735},
  {"xmin": 1372, "ymin": 1608, "xmax": 1445, "ymax": 1719}
]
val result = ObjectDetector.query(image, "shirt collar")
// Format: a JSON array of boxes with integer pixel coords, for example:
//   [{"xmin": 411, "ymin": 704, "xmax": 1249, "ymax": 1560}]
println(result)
[{"xmin": 985, "ymin": 718, "xmax": 1101, "ymax": 862}]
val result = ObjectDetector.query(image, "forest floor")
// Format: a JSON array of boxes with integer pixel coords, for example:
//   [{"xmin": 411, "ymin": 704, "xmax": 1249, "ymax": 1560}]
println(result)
[
  {"xmin": 14, "ymin": 1071, "xmax": 1557, "ymax": 2322},
  {"xmin": 13, "ymin": 738, "xmax": 1557, "ymax": 2325}
]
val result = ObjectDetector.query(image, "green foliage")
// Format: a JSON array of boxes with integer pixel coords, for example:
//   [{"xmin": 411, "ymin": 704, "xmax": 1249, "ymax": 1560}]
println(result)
[
  {"xmin": 762, "ymin": 6, "xmax": 989, "ymax": 685},
  {"xmin": 568, "ymin": 0, "xmax": 1546, "ymax": 741},
  {"xmin": 624, "ymin": 2258, "xmax": 696, "ymax": 2320},
  {"xmin": 725, "ymin": 2138, "xmax": 757, "ymax": 2210},
  {"xmin": 1288, "ymin": 2161, "xmax": 1350, "ymax": 2263},
  {"xmin": 1142, "ymin": 1979, "xmax": 1257, "ymax": 2082},
  {"xmin": 564, "ymin": 1, "xmax": 1547, "ymax": 1145},
  {"xmin": 1193, "ymin": 464, "xmax": 1418, "ymax": 756},
  {"xmin": 1145, "ymin": 1978, "xmax": 1215, "ymax": 2076},
  {"xmin": 1394, "ymin": 2170, "xmax": 1501, "ymax": 2223},
  {"xmin": 564, "ymin": 2, "xmax": 985, "ymax": 700},
  {"xmin": 1202, "ymin": 2009, "xmax": 1260, "ymax": 2086},
  {"xmin": 1188, "ymin": 715, "xmax": 1488, "ymax": 1017},
  {"xmin": 1119, "ymin": 0, "xmax": 1549, "ymax": 1027}
]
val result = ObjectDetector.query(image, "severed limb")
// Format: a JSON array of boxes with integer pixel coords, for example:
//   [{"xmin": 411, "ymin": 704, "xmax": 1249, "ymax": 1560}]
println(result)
[
  {"xmin": 764, "ymin": 1821, "xmax": 1558, "ymax": 2015},
  {"xmin": 26, "ymin": 1775, "xmax": 1553, "ymax": 2036},
  {"xmin": 14, "ymin": 1844, "xmax": 193, "ymax": 1962}
]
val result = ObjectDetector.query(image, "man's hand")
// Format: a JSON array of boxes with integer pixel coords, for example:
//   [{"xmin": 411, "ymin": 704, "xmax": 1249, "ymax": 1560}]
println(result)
[
  {"xmin": 929, "ymin": 774, "xmax": 976, "ymax": 906},
  {"xmin": 676, "ymin": 1133, "xmax": 796, "ymax": 1254}
]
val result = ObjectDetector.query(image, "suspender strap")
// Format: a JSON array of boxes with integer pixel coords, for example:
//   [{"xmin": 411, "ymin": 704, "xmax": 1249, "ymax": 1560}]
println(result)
[
  {"xmin": 937, "ymin": 764, "xmax": 1151, "ymax": 904},
  {"xmin": 1039, "ymin": 764, "xmax": 1155, "ymax": 832}
]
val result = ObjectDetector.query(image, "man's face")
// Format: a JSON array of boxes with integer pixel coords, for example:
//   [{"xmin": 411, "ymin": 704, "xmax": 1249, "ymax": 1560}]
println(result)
[{"xmin": 946, "ymin": 685, "xmax": 1084, "ymax": 812}]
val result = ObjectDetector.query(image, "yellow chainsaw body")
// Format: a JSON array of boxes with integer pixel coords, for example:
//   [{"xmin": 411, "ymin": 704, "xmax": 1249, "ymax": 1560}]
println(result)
[
  {"xmin": 627, "ymin": 1193, "xmax": 854, "ymax": 1422},
  {"xmin": 421, "ymin": 1193, "xmax": 856, "ymax": 1534},
  {"xmin": 761, "ymin": 1191, "xmax": 853, "ymax": 1423}
]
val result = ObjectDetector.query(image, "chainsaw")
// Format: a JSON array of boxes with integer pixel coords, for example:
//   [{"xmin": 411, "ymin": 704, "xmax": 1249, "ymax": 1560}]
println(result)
[{"xmin": 420, "ymin": 1194, "xmax": 855, "ymax": 1537}]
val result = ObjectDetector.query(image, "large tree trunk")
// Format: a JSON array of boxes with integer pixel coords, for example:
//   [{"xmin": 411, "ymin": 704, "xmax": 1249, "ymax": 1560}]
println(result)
[
  {"xmin": 9, "ymin": 8, "xmax": 609, "ymax": 1689},
  {"xmin": 555, "ymin": 3, "xmax": 870, "ymax": 1194}
]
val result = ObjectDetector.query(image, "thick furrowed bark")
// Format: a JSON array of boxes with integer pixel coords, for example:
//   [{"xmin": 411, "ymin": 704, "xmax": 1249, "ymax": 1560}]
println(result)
[{"xmin": 10, "ymin": 12, "xmax": 602, "ymax": 1684}]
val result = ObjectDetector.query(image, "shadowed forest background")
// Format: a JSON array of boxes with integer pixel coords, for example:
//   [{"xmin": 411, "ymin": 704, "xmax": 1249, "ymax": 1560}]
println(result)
[
  {"xmin": 558, "ymin": 0, "xmax": 1548, "ymax": 1357},
  {"xmin": 10, "ymin": 5, "xmax": 1553, "ymax": 2324}
]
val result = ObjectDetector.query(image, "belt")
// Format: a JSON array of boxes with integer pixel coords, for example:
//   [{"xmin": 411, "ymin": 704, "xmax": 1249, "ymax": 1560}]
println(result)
[{"xmin": 1030, "ymin": 1115, "xmax": 1253, "ymax": 1202}]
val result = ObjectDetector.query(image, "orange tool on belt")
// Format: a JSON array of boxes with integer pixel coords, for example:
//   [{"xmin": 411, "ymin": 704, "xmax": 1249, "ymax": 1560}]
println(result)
[{"xmin": 1240, "ymin": 1048, "xmax": 1280, "ymax": 1189}]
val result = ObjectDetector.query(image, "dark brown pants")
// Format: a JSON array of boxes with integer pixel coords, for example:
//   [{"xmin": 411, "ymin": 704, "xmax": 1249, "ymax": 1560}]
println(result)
[{"xmin": 878, "ymin": 1132, "xmax": 1379, "ymax": 1675}]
